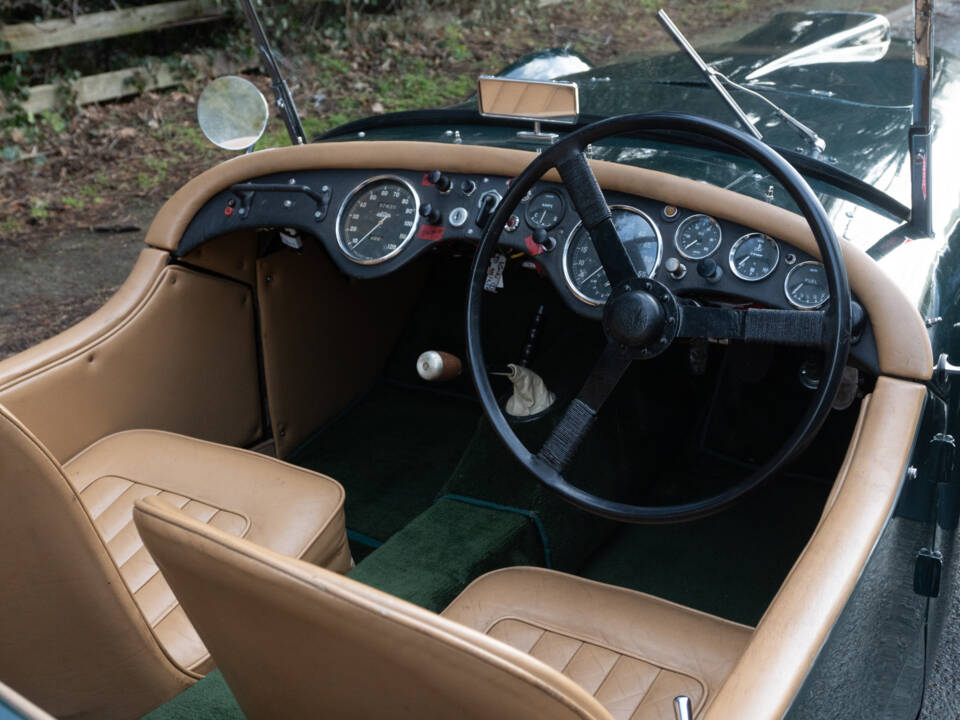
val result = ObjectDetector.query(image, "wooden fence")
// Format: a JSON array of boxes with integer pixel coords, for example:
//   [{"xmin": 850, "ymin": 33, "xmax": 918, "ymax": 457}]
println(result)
[{"xmin": 1, "ymin": 0, "xmax": 255, "ymax": 115}]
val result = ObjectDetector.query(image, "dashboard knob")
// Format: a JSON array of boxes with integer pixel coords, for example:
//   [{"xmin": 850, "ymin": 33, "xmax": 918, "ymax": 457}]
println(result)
[
  {"xmin": 665, "ymin": 257, "xmax": 687, "ymax": 280},
  {"xmin": 697, "ymin": 258, "xmax": 723, "ymax": 283},
  {"xmin": 419, "ymin": 203, "xmax": 442, "ymax": 225},
  {"xmin": 460, "ymin": 179, "xmax": 477, "ymax": 196},
  {"xmin": 428, "ymin": 170, "xmax": 452, "ymax": 193}
]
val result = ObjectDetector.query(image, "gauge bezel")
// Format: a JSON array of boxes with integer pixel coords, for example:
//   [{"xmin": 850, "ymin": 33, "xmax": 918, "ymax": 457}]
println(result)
[
  {"xmin": 524, "ymin": 190, "xmax": 565, "ymax": 230},
  {"xmin": 728, "ymin": 232, "xmax": 780, "ymax": 282},
  {"xmin": 335, "ymin": 174, "xmax": 421, "ymax": 265},
  {"xmin": 673, "ymin": 213, "xmax": 722, "ymax": 260},
  {"xmin": 562, "ymin": 204, "xmax": 663, "ymax": 306},
  {"xmin": 784, "ymin": 260, "xmax": 829, "ymax": 309}
]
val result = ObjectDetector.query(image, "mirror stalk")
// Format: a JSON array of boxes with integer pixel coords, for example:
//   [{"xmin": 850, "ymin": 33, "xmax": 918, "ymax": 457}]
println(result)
[{"xmin": 236, "ymin": 0, "xmax": 306, "ymax": 145}]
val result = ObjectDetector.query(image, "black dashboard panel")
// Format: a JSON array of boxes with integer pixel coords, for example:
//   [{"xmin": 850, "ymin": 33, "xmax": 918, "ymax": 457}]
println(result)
[{"xmin": 177, "ymin": 167, "xmax": 879, "ymax": 373}]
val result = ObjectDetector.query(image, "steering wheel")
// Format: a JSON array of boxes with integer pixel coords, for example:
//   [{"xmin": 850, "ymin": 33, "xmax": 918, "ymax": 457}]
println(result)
[{"xmin": 466, "ymin": 113, "xmax": 852, "ymax": 523}]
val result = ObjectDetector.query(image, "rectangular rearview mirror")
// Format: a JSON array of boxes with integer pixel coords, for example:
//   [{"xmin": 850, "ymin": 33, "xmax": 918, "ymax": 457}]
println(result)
[{"xmin": 477, "ymin": 76, "xmax": 579, "ymax": 125}]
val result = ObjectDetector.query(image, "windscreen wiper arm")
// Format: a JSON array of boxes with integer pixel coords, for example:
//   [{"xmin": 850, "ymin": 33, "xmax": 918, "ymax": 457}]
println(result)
[
  {"xmin": 657, "ymin": 9, "xmax": 826, "ymax": 154},
  {"xmin": 236, "ymin": 0, "xmax": 306, "ymax": 145}
]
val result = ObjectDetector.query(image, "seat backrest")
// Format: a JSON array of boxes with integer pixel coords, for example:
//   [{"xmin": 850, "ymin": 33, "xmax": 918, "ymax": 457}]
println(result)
[
  {"xmin": 0, "ymin": 405, "xmax": 192, "ymax": 719},
  {"xmin": 133, "ymin": 495, "xmax": 614, "ymax": 720}
]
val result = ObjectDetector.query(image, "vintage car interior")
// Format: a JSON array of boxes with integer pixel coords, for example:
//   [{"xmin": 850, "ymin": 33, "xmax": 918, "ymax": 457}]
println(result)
[{"xmin": 0, "ymin": 6, "xmax": 945, "ymax": 720}]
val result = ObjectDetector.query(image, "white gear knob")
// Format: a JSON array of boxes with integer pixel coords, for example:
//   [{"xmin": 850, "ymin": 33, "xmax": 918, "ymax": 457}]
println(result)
[{"xmin": 416, "ymin": 350, "xmax": 462, "ymax": 382}]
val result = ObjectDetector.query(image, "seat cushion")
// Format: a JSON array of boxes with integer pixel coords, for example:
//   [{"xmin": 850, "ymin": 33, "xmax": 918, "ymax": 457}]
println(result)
[
  {"xmin": 64, "ymin": 429, "xmax": 351, "ymax": 675},
  {"xmin": 442, "ymin": 567, "xmax": 752, "ymax": 720}
]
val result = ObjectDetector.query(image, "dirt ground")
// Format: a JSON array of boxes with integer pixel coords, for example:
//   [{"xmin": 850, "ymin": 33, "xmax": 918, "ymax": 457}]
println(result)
[{"xmin": 0, "ymin": 0, "xmax": 906, "ymax": 357}]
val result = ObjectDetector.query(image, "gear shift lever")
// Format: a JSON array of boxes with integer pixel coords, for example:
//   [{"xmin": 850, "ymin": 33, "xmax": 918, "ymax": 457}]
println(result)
[
  {"xmin": 416, "ymin": 350, "xmax": 462, "ymax": 382},
  {"xmin": 673, "ymin": 696, "xmax": 692, "ymax": 720}
]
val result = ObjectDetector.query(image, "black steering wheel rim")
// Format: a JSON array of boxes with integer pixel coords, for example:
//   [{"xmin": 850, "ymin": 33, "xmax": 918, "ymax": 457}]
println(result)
[{"xmin": 466, "ymin": 112, "xmax": 852, "ymax": 523}]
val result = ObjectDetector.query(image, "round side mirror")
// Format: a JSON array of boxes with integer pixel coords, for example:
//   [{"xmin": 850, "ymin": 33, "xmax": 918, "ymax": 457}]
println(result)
[{"xmin": 197, "ymin": 76, "xmax": 269, "ymax": 151}]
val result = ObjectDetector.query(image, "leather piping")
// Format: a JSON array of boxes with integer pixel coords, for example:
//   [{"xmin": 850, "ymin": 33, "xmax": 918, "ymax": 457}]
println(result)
[
  {"xmin": 0, "ymin": 680, "xmax": 55, "ymax": 720},
  {"xmin": 144, "ymin": 141, "xmax": 932, "ymax": 380}
]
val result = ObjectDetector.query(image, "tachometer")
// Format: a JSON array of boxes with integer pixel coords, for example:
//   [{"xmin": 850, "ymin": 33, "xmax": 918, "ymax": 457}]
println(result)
[
  {"xmin": 336, "ymin": 176, "xmax": 419, "ymax": 264},
  {"xmin": 525, "ymin": 190, "xmax": 565, "ymax": 230},
  {"xmin": 562, "ymin": 206, "xmax": 661, "ymax": 305},
  {"xmin": 728, "ymin": 232, "xmax": 779, "ymax": 281},
  {"xmin": 785, "ymin": 261, "xmax": 829, "ymax": 309},
  {"xmin": 674, "ymin": 214, "xmax": 721, "ymax": 260}
]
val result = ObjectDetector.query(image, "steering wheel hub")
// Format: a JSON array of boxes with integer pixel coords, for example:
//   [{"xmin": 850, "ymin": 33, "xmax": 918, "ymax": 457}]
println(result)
[{"xmin": 603, "ymin": 278, "xmax": 679, "ymax": 358}]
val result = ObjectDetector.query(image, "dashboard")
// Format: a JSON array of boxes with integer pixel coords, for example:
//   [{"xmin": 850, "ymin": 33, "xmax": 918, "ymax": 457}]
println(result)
[{"xmin": 178, "ymin": 166, "xmax": 878, "ymax": 371}]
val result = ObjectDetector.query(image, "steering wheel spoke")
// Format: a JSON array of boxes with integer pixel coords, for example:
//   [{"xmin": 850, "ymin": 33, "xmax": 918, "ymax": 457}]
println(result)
[
  {"xmin": 555, "ymin": 149, "xmax": 638, "ymax": 286},
  {"xmin": 678, "ymin": 305, "xmax": 828, "ymax": 348},
  {"xmin": 538, "ymin": 342, "xmax": 632, "ymax": 472}
]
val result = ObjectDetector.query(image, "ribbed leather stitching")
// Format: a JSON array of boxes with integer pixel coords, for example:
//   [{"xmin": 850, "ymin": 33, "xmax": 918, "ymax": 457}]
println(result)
[
  {"xmin": 488, "ymin": 618, "xmax": 704, "ymax": 720},
  {"xmin": 76, "ymin": 474, "xmax": 248, "ymax": 671}
]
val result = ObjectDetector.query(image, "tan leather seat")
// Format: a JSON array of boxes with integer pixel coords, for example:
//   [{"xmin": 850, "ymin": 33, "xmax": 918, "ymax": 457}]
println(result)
[
  {"xmin": 134, "ymin": 496, "xmax": 752, "ymax": 720},
  {"xmin": 0, "ymin": 406, "xmax": 351, "ymax": 720}
]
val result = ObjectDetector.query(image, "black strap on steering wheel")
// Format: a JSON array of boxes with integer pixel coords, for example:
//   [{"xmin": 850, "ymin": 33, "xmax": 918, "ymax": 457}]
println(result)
[{"xmin": 466, "ymin": 113, "xmax": 851, "ymax": 523}]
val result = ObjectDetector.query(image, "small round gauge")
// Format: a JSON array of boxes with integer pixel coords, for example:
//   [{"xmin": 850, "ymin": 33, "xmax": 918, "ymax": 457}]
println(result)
[
  {"xmin": 336, "ymin": 176, "xmax": 420, "ymax": 264},
  {"xmin": 525, "ymin": 190, "xmax": 565, "ymax": 230},
  {"xmin": 563, "ymin": 206, "xmax": 662, "ymax": 305},
  {"xmin": 728, "ymin": 232, "xmax": 780, "ymax": 281},
  {"xmin": 785, "ymin": 261, "xmax": 830, "ymax": 309},
  {"xmin": 674, "ymin": 214, "xmax": 722, "ymax": 260}
]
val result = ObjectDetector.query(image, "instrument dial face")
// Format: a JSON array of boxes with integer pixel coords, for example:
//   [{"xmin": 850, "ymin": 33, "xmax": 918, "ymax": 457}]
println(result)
[
  {"xmin": 674, "ymin": 214, "xmax": 722, "ymax": 260},
  {"xmin": 563, "ymin": 206, "xmax": 662, "ymax": 306},
  {"xmin": 728, "ymin": 233, "xmax": 780, "ymax": 281},
  {"xmin": 525, "ymin": 190, "xmax": 565, "ymax": 230},
  {"xmin": 785, "ymin": 261, "xmax": 830, "ymax": 309},
  {"xmin": 336, "ymin": 176, "xmax": 419, "ymax": 264}
]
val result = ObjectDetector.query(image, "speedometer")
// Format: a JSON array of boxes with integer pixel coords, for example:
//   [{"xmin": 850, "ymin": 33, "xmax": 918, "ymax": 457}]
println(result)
[
  {"xmin": 562, "ymin": 206, "xmax": 661, "ymax": 305},
  {"xmin": 336, "ymin": 176, "xmax": 419, "ymax": 264},
  {"xmin": 785, "ymin": 261, "xmax": 829, "ymax": 309}
]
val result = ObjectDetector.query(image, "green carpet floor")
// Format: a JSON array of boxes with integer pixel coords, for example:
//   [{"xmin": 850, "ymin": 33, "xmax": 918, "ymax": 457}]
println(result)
[
  {"xmin": 581, "ymin": 474, "xmax": 829, "ymax": 626},
  {"xmin": 288, "ymin": 382, "xmax": 481, "ymax": 560},
  {"xmin": 143, "ymin": 671, "xmax": 242, "ymax": 720},
  {"xmin": 349, "ymin": 496, "xmax": 544, "ymax": 612}
]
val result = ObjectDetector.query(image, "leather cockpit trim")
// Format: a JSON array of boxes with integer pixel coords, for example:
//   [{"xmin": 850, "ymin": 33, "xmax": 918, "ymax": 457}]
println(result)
[
  {"xmin": 144, "ymin": 141, "xmax": 932, "ymax": 380},
  {"xmin": 0, "ymin": 248, "xmax": 168, "ymax": 391},
  {"xmin": 704, "ymin": 377, "xmax": 926, "ymax": 719}
]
